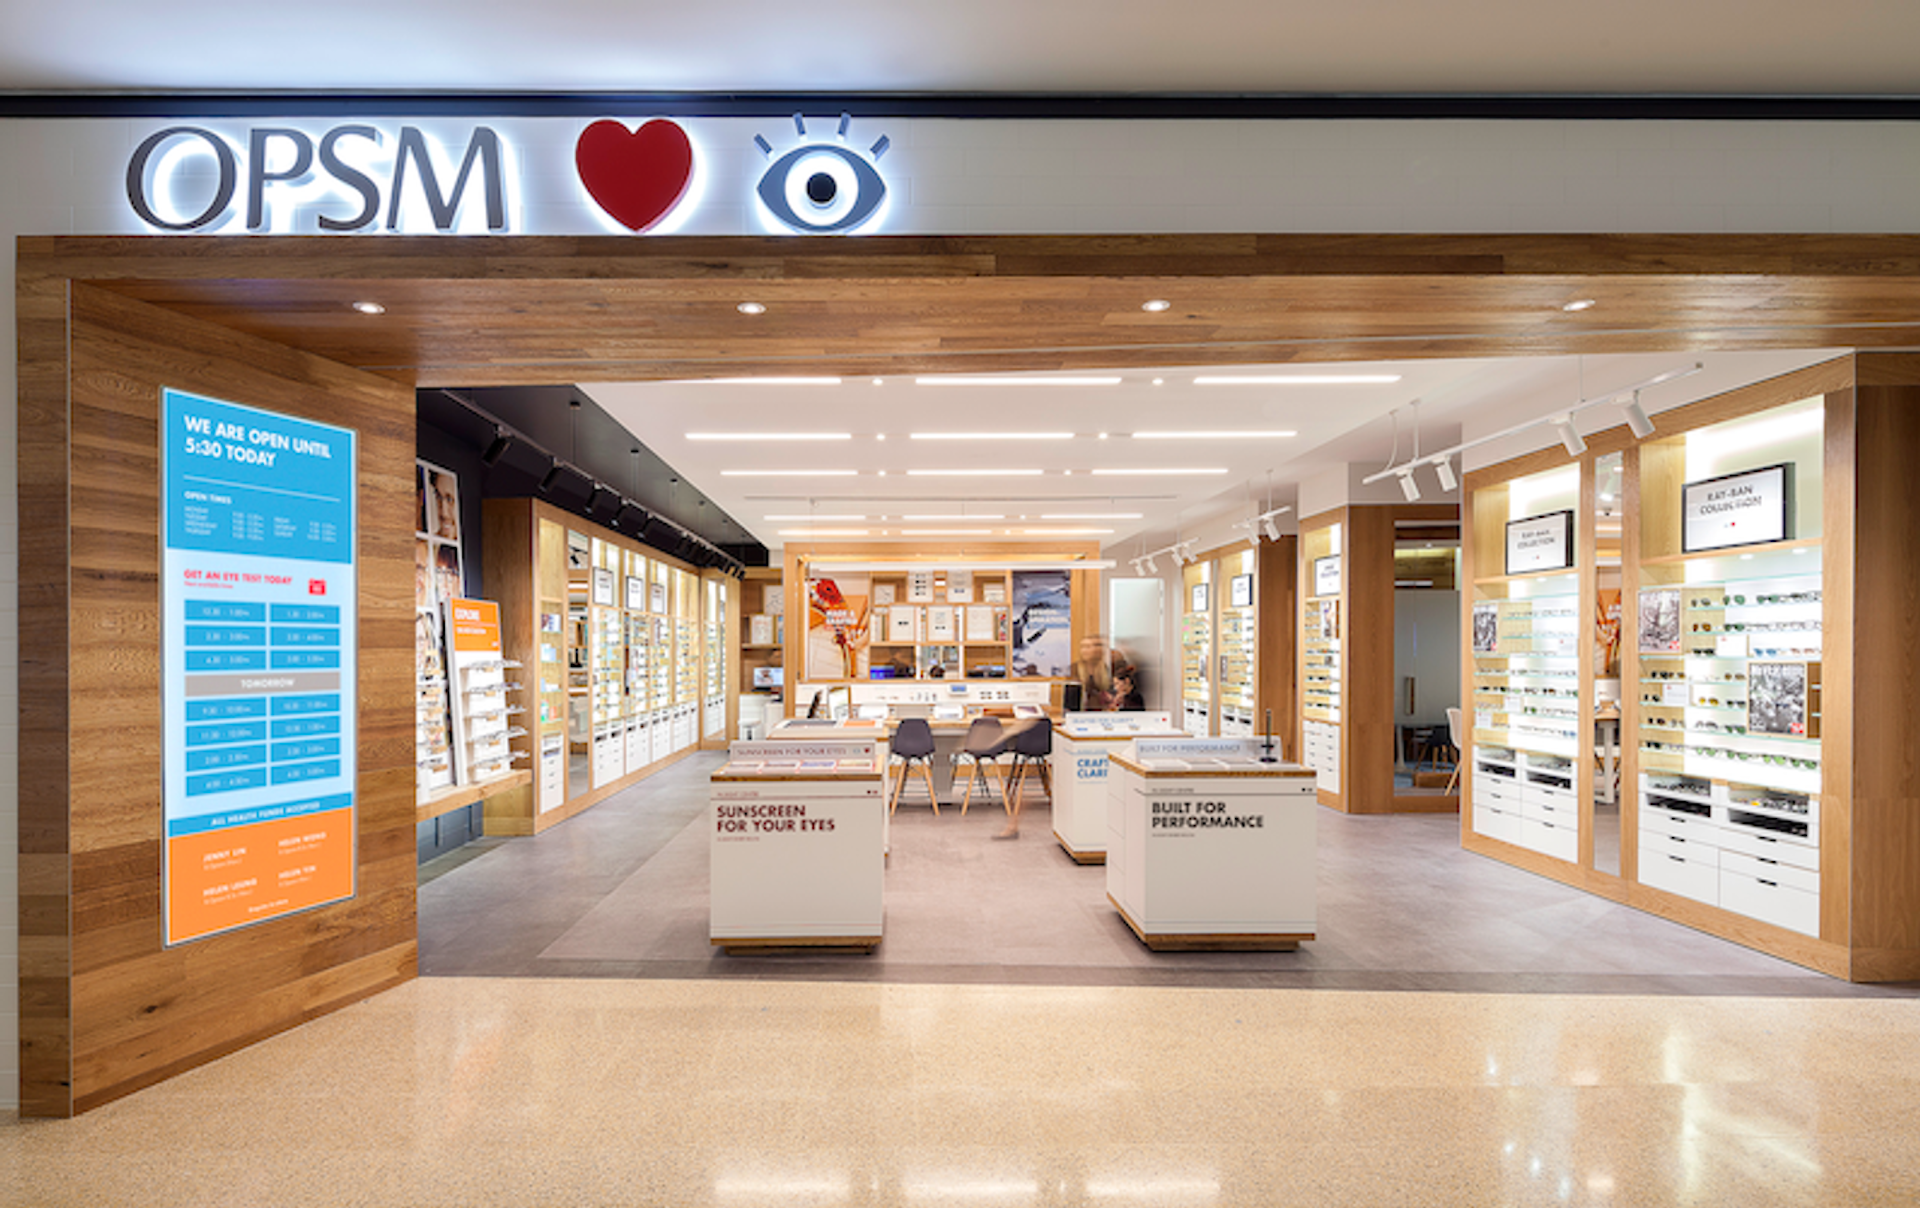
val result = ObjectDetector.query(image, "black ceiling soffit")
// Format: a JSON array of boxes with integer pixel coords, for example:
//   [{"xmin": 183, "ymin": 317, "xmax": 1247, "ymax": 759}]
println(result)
[
  {"xmin": 7, "ymin": 92, "xmax": 1920, "ymax": 121},
  {"xmin": 418, "ymin": 386, "xmax": 767, "ymax": 573}
]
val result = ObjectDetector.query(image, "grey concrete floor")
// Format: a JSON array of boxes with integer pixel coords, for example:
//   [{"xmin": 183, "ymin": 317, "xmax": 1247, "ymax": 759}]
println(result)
[{"xmin": 419, "ymin": 750, "xmax": 1913, "ymax": 997}]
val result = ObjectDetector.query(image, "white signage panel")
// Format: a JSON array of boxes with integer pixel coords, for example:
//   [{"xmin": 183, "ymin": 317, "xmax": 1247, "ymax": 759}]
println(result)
[
  {"xmin": 1505, "ymin": 510, "xmax": 1575, "ymax": 575},
  {"xmin": 1313, "ymin": 555, "xmax": 1341, "ymax": 598},
  {"xmin": 1682, "ymin": 463, "xmax": 1793, "ymax": 553}
]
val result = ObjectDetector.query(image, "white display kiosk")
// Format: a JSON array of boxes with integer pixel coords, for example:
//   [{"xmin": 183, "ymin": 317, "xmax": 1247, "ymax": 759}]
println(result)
[
  {"xmin": 709, "ymin": 738, "xmax": 887, "ymax": 953},
  {"xmin": 1106, "ymin": 737, "xmax": 1318, "ymax": 950},
  {"xmin": 1048, "ymin": 711, "xmax": 1184, "ymax": 864}
]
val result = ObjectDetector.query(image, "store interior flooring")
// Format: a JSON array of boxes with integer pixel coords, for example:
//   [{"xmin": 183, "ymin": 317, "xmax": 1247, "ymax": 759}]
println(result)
[{"xmin": 419, "ymin": 753, "xmax": 1894, "ymax": 1000}]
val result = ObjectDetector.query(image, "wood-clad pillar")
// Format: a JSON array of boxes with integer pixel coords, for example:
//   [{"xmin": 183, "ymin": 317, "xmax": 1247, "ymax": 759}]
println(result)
[{"xmin": 17, "ymin": 277, "xmax": 419, "ymax": 1115}]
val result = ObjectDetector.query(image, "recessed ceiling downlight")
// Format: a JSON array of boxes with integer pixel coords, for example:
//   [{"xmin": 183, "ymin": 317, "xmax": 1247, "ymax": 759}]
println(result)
[
  {"xmin": 737, "ymin": 301, "xmax": 767, "ymax": 315},
  {"xmin": 1142, "ymin": 299, "xmax": 1172, "ymax": 312},
  {"xmin": 350, "ymin": 300, "xmax": 385, "ymax": 315},
  {"xmin": 1562, "ymin": 299, "xmax": 1597, "ymax": 312}
]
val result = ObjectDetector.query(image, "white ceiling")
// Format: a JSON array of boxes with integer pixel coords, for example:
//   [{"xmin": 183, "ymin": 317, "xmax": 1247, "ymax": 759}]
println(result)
[
  {"xmin": 586, "ymin": 348, "xmax": 1840, "ymax": 555},
  {"xmin": 3, "ymin": 1, "xmax": 1918, "ymax": 94}
]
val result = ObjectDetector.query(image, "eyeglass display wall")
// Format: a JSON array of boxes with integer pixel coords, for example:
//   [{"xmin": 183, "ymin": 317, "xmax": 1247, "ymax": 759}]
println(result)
[
  {"xmin": 481, "ymin": 496, "xmax": 736, "ymax": 836},
  {"xmin": 1462, "ymin": 354, "xmax": 1920, "ymax": 982},
  {"xmin": 1299, "ymin": 520, "xmax": 1343, "ymax": 802}
]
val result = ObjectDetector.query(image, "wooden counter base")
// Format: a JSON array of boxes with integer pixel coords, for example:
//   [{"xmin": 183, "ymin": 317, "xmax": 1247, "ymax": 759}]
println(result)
[
  {"xmin": 414, "ymin": 769, "xmax": 533, "ymax": 825},
  {"xmin": 1110, "ymin": 894, "xmax": 1312, "ymax": 952},
  {"xmin": 1054, "ymin": 830, "xmax": 1107, "ymax": 865},
  {"xmin": 713, "ymin": 936, "xmax": 883, "ymax": 955}
]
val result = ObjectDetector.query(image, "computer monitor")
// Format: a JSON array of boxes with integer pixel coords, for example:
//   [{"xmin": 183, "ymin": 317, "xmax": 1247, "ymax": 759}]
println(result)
[
  {"xmin": 751, "ymin": 666, "xmax": 783, "ymax": 689},
  {"xmin": 1062, "ymin": 683, "xmax": 1083, "ymax": 712}
]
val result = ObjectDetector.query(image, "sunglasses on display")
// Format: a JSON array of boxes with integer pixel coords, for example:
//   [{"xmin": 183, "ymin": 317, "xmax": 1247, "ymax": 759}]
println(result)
[
  {"xmin": 1756, "ymin": 592, "xmax": 1821, "ymax": 605},
  {"xmin": 1688, "ymin": 597, "xmax": 1722, "ymax": 608}
]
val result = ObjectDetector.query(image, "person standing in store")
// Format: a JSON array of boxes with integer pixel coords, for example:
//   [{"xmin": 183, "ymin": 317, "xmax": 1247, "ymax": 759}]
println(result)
[
  {"xmin": 1110, "ymin": 664, "xmax": 1145, "ymax": 711},
  {"xmin": 1073, "ymin": 633, "xmax": 1115, "ymax": 711}
]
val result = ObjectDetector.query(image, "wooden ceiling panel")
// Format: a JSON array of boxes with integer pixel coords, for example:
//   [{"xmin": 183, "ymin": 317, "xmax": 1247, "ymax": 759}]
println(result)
[{"xmin": 19, "ymin": 233, "xmax": 1920, "ymax": 388}]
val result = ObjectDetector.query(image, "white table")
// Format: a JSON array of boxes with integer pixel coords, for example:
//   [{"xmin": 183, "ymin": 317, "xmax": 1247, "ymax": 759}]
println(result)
[
  {"xmin": 1048, "ymin": 711, "xmax": 1183, "ymax": 863},
  {"xmin": 1106, "ymin": 739, "xmax": 1318, "ymax": 951},
  {"xmin": 708, "ymin": 740, "xmax": 886, "ymax": 953}
]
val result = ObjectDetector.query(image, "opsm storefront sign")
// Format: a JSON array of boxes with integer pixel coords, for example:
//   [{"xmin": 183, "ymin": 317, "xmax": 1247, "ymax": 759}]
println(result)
[{"xmin": 124, "ymin": 115, "xmax": 892, "ymax": 236}]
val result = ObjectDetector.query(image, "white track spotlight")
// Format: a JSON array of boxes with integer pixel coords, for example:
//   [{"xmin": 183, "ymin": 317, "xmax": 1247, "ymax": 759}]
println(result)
[
  {"xmin": 1247, "ymin": 529, "xmax": 1262, "ymax": 549},
  {"xmin": 1397, "ymin": 468, "xmax": 1421, "ymax": 502},
  {"xmin": 1434, "ymin": 456, "xmax": 1458, "ymax": 493},
  {"xmin": 1553, "ymin": 414, "xmax": 1587, "ymax": 457},
  {"xmin": 1621, "ymin": 391, "xmax": 1655, "ymax": 439},
  {"xmin": 1263, "ymin": 515, "xmax": 1281, "ymax": 542},
  {"xmin": 1145, "ymin": 555, "xmax": 1158, "ymax": 574}
]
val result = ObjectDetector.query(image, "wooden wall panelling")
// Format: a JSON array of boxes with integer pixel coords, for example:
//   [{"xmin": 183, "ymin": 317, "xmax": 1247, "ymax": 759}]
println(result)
[
  {"xmin": 16, "ymin": 264, "xmax": 75, "ymax": 1117},
  {"xmin": 1818, "ymin": 387, "xmax": 1858, "ymax": 953},
  {"xmin": 1344, "ymin": 506, "xmax": 1396, "ymax": 813},
  {"xmin": 40, "ymin": 284, "xmax": 419, "ymax": 1115},
  {"xmin": 1257, "ymin": 536, "xmax": 1298, "ymax": 760},
  {"xmin": 1576, "ymin": 454, "xmax": 1599, "ymax": 872},
  {"xmin": 1842, "ymin": 360, "xmax": 1920, "ymax": 980},
  {"xmin": 479, "ymin": 499, "xmax": 541, "ymax": 828}
]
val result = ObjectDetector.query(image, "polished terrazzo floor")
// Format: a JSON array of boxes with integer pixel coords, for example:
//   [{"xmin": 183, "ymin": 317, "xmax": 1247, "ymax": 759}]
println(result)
[
  {"xmin": 7, "ymin": 753, "xmax": 1920, "ymax": 1204},
  {"xmin": 6, "ymin": 977, "xmax": 1920, "ymax": 1205}
]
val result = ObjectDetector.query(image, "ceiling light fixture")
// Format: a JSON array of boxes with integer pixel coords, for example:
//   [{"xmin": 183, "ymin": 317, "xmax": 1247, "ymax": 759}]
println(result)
[
  {"xmin": 1434, "ymin": 456, "xmax": 1459, "ymax": 492},
  {"xmin": 908, "ymin": 432, "xmax": 1075, "ymax": 441},
  {"xmin": 903, "ymin": 513, "xmax": 1006, "ymax": 521},
  {"xmin": 905, "ymin": 468, "xmax": 1045, "ymax": 477},
  {"xmin": 1019, "ymin": 528, "xmax": 1114, "ymax": 535},
  {"xmin": 720, "ymin": 469, "xmax": 858, "ymax": 477},
  {"xmin": 1129, "ymin": 430, "xmax": 1298, "ymax": 439},
  {"xmin": 1621, "ymin": 390, "xmax": 1656, "ymax": 438},
  {"xmin": 899, "ymin": 528, "xmax": 996, "ymax": 536},
  {"xmin": 913, "ymin": 376, "xmax": 1123, "ymax": 387},
  {"xmin": 1553, "ymin": 415, "xmax": 1587, "ymax": 457},
  {"xmin": 480, "ymin": 427, "xmax": 511, "ymax": 467},
  {"xmin": 735, "ymin": 302, "xmax": 767, "ymax": 315},
  {"xmin": 777, "ymin": 528, "xmax": 871, "ymax": 537},
  {"xmin": 1089, "ymin": 468, "xmax": 1229, "ymax": 476},
  {"xmin": 1397, "ymin": 469, "xmax": 1422, "ymax": 502},
  {"xmin": 686, "ymin": 432, "xmax": 851, "ymax": 441},
  {"xmin": 763, "ymin": 513, "xmax": 865, "ymax": 521},
  {"xmin": 1562, "ymin": 299, "xmax": 1598, "ymax": 312},
  {"xmin": 350, "ymin": 300, "xmax": 385, "ymax": 315},
  {"xmin": 1192, "ymin": 374, "xmax": 1402, "ymax": 385},
  {"xmin": 1041, "ymin": 512, "xmax": 1143, "ymax": 520},
  {"xmin": 1262, "ymin": 515, "xmax": 1282, "ymax": 542},
  {"xmin": 1361, "ymin": 362, "xmax": 1702, "ymax": 490},
  {"xmin": 1141, "ymin": 299, "xmax": 1172, "ymax": 312}
]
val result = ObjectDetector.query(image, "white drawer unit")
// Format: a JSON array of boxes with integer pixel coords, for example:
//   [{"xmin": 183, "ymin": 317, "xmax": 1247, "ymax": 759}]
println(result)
[
  {"xmin": 1640, "ymin": 842, "xmax": 1719, "ymax": 905},
  {"xmin": 1716, "ymin": 824, "xmax": 1819, "ymax": 873},
  {"xmin": 1719, "ymin": 863, "xmax": 1820, "ymax": 936},
  {"xmin": 1520, "ymin": 816, "xmax": 1579, "ymax": 863},
  {"xmin": 1472, "ymin": 794, "xmax": 1522, "ymax": 845}
]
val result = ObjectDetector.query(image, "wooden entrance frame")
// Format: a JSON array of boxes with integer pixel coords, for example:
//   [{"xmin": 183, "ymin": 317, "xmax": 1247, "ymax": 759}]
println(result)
[{"xmin": 19, "ymin": 233, "xmax": 1920, "ymax": 1115}]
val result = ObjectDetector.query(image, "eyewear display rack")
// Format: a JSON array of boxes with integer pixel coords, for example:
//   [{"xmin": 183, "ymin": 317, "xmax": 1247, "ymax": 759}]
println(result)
[
  {"xmin": 1179, "ymin": 559, "xmax": 1213, "ymax": 736},
  {"xmin": 1461, "ymin": 354, "xmax": 1920, "ymax": 981},
  {"xmin": 481, "ymin": 497, "xmax": 736, "ymax": 836}
]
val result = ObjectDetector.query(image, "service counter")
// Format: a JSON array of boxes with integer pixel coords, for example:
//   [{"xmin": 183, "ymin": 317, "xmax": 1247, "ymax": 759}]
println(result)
[
  {"xmin": 1105, "ymin": 738, "xmax": 1318, "ymax": 951},
  {"xmin": 1048, "ymin": 711, "xmax": 1184, "ymax": 863},
  {"xmin": 709, "ymin": 738, "xmax": 887, "ymax": 953}
]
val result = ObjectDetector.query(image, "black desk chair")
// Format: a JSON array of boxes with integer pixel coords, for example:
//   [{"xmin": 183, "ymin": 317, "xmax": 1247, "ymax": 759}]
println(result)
[
  {"xmin": 1005, "ymin": 719, "xmax": 1054, "ymax": 811},
  {"xmin": 955, "ymin": 716, "xmax": 1009, "ymax": 815},
  {"xmin": 888, "ymin": 717, "xmax": 940, "ymax": 815}
]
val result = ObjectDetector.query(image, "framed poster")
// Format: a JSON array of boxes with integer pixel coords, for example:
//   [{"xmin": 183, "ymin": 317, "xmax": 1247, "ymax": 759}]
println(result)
[
  {"xmin": 806, "ymin": 575, "xmax": 872, "ymax": 680},
  {"xmin": 1318, "ymin": 598, "xmax": 1340, "ymax": 640},
  {"xmin": 1190, "ymin": 582, "xmax": 1210, "ymax": 613},
  {"xmin": 1637, "ymin": 588, "xmax": 1682, "ymax": 654},
  {"xmin": 1683, "ymin": 463, "xmax": 1794, "ymax": 553},
  {"xmin": 1010, "ymin": 569, "xmax": 1071, "ymax": 677},
  {"xmin": 1230, "ymin": 573, "xmax": 1254, "ymax": 609},
  {"xmin": 927, "ymin": 605, "xmax": 957, "ymax": 642},
  {"xmin": 1505, "ymin": 510, "xmax": 1575, "ymax": 575},
  {"xmin": 649, "ymin": 581, "xmax": 668, "ymax": 614},
  {"xmin": 873, "ymin": 582, "xmax": 896, "ymax": 606},
  {"xmin": 1471, "ymin": 601, "xmax": 1499, "ymax": 654},
  {"xmin": 1749, "ymin": 660, "xmax": 1818, "ymax": 737},
  {"xmin": 1313, "ymin": 555, "xmax": 1341, "ymax": 598},
  {"xmin": 161, "ymin": 388, "xmax": 358, "ymax": 946},
  {"xmin": 906, "ymin": 570, "xmax": 936, "ymax": 603},
  {"xmin": 625, "ymin": 574, "xmax": 645, "ymax": 610},
  {"xmin": 417, "ymin": 457, "xmax": 460, "ymax": 543},
  {"xmin": 947, "ymin": 571, "xmax": 975, "ymax": 603}
]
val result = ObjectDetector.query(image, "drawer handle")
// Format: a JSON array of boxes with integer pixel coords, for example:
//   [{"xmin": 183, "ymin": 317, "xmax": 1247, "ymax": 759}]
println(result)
[
  {"xmin": 1759, "ymin": 856, "xmax": 1778, "ymax": 866},
  {"xmin": 1671, "ymin": 835, "xmax": 1685, "ymax": 844},
  {"xmin": 1759, "ymin": 878, "xmax": 1778, "ymax": 887},
  {"xmin": 1669, "ymin": 854, "xmax": 1685, "ymax": 863}
]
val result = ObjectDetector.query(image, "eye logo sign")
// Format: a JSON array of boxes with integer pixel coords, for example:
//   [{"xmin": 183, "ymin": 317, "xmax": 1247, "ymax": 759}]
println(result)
[
  {"xmin": 574, "ymin": 119, "xmax": 695, "ymax": 233},
  {"xmin": 753, "ymin": 115, "xmax": 890, "ymax": 234}
]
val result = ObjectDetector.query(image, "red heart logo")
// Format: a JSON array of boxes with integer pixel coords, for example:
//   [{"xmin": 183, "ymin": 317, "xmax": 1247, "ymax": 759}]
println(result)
[{"xmin": 575, "ymin": 119, "xmax": 694, "ymax": 232}]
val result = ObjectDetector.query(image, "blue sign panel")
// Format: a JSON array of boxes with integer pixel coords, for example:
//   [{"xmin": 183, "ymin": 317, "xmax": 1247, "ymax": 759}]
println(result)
[{"xmin": 161, "ymin": 388, "xmax": 358, "ymax": 944}]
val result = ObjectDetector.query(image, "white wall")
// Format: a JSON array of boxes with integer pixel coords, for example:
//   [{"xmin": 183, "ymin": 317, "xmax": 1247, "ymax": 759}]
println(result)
[{"xmin": 5, "ymin": 112, "xmax": 1920, "ymax": 1109}]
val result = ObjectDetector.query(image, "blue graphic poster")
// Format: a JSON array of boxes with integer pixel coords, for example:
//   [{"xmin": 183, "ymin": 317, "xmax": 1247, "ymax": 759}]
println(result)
[
  {"xmin": 161, "ymin": 389, "xmax": 358, "ymax": 944},
  {"xmin": 1010, "ymin": 570, "xmax": 1072, "ymax": 678}
]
